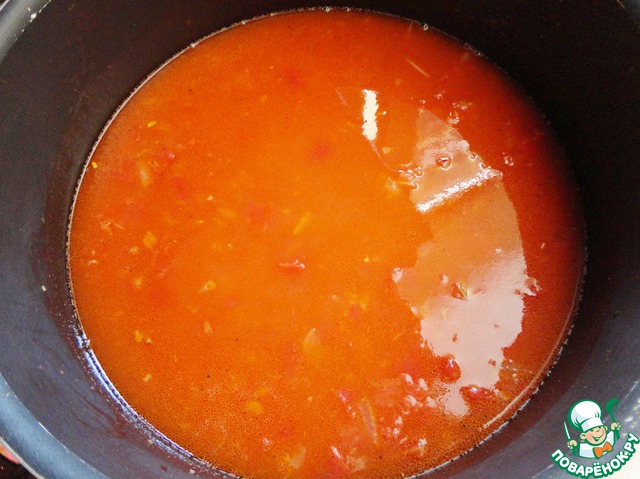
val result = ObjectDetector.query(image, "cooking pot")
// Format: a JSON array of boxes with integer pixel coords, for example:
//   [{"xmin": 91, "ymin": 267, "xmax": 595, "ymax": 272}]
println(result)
[{"xmin": 1, "ymin": 1, "xmax": 639, "ymax": 478}]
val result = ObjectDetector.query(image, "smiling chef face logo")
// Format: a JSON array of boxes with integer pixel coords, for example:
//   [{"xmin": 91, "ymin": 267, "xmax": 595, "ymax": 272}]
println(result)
[
  {"xmin": 550, "ymin": 398, "xmax": 639, "ymax": 477},
  {"xmin": 566, "ymin": 399, "xmax": 621, "ymax": 459}
]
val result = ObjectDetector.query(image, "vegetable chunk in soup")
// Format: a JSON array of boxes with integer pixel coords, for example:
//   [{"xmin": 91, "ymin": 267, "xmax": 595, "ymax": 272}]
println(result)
[{"xmin": 68, "ymin": 9, "xmax": 584, "ymax": 479}]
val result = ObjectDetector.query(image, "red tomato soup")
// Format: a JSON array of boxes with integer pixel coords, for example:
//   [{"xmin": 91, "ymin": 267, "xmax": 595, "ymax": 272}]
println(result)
[{"xmin": 69, "ymin": 9, "xmax": 584, "ymax": 479}]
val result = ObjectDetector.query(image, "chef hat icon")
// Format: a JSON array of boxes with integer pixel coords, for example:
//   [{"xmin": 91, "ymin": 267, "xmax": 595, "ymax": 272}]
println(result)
[{"xmin": 568, "ymin": 400, "xmax": 604, "ymax": 433}]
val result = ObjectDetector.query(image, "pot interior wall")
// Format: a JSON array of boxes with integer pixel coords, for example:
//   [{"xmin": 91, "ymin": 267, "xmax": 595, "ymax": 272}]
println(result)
[{"xmin": 0, "ymin": 1, "xmax": 639, "ymax": 478}]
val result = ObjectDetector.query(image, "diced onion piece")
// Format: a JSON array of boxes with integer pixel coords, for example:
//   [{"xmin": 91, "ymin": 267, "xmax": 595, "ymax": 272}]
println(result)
[
  {"xmin": 285, "ymin": 444, "xmax": 306, "ymax": 470},
  {"xmin": 142, "ymin": 231, "xmax": 157, "ymax": 249},
  {"xmin": 200, "ymin": 280, "xmax": 217, "ymax": 293},
  {"xmin": 293, "ymin": 212, "xmax": 312, "ymax": 235},
  {"xmin": 357, "ymin": 398, "xmax": 378, "ymax": 445},
  {"xmin": 302, "ymin": 328, "xmax": 322, "ymax": 361},
  {"xmin": 245, "ymin": 401, "xmax": 264, "ymax": 415}
]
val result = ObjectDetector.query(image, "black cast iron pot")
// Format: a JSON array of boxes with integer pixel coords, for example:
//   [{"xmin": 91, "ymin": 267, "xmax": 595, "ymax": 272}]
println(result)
[{"xmin": 1, "ymin": 1, "xmax": 639, "ymax": 478}]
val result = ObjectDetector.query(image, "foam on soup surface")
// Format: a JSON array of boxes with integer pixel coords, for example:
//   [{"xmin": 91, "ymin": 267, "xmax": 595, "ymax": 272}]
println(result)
[{"xmin": 68, "ymin": 9, "xmax": 584, "ymax": 478}]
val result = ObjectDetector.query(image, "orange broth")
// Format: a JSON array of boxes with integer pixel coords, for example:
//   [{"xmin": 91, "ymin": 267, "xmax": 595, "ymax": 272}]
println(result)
[{"xmin": 68, "ymin": 9, "xmax": 584, "ymax": 479}]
